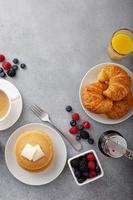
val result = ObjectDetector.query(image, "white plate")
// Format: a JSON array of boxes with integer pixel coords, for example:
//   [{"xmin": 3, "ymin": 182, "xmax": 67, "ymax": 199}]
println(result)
[
  {"xmin": 0, "ymin": 79, "xmax": 22, "ymax": 131},
  {"xmin": 79, "ymin": 62, "xmax": 133, "ymax": 124},
  {"xmin": 5, "ymin": 123, "xmax": 67, "ymax": 185}
]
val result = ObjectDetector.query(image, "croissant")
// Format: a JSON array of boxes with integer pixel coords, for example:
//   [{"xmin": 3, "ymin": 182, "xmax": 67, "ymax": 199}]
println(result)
[
  {"xmin": 106, "ymin": 92, "xmax": 133, "ymax": 119},
  {"xmin": 81, "ymin": 82, "xmax": 113, "ymax": 114},
  {"xmin": 98, "ymin": 64, "xmax": 131, "ymax": 101}
]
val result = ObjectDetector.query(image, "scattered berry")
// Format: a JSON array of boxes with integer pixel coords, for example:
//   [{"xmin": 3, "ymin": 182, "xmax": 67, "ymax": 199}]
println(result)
[
  {"xmin": 76, "ymin": 134, "xmax": 81, "ymax": 141},
  {"xmin": 82, "ymin": 121, "xmax": 91, "ymax": 129},
  {"xmin": 65, "ymin": 105, "xmax": 72, "ymax": 112},
  {"xmin": 0, "ymin": 54, "xmax": 5, "ymax": 62},
  {"xmin": 13, "ymin": 58, "xmax": 19, "ymax": 64},
  {"xmin": 0, "ymin": 72, "xmax": 6, "ymax": 78},
  {"xmin": 12, "ymin": 65, "xmax": 18, "ymax": 71},
  {"xmin": 69, "ymin": 126, "xmax": 78, "ymax": 135},
  {"xmin": 89, "ymin": 171, "xmax": 96, "ymax": 178},
  {"xmin": 88, "ymin": 161, "xmax": 96, "ymax": 170},
  {"xmin": 7, "ymin": 68, "xmax": 16, "ymax": 77},
  {"xmin": 20, "ymin": 63, "xmax": 26, "ymax": 69},
  {"xmin": 72, "ymin": 113, "xmax": 80, "ymax": 121},
  {"xmin": 2, "ymin": 62, "xmax": 11, "ymax": 70},
  {"xmin": 88, "ymin": 138, "xmax": 94, "ymax": 144},
  {"xmin": 70, "ymin": 120, "xmax": 77, "ymax": 126},
  {"xmin": 0, "ymin": 67, "xmax": 3, "ymax": 73},
  {"xmin": 77, "ymin": 124, "xmax": 84, "ymax": 131},
  {"xmin": 86, "ymin": 153, "xmax": 95, "ymax": 161},
  {"xmin": 71, "ymin": 158, "xmax": 80, "ymax": 168},
  {"xmin": 79, "ymin": 160, "xmax": 88, "ymax": 172},
  {"xmin": 80, "ymin": 130, "xmax": 90, "ymax": 139}
]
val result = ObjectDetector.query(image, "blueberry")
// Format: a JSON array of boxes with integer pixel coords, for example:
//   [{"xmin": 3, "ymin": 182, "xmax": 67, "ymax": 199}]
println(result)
[
  {"xmin": 0, "ymin": 72, "xmax": 6, "ymax": 78},
  {"xmin": 0, "ymin": 67, "xmax": 3, "ymax": 73},
  {"xmin": 13, "ymin": 58, "xmax": 19, "ymax": 64},
  {"xmin": 71, "ymin": 158, "xmax": 80, "ymax": 169},
  {"xmin": 82, "ymin": 171, "xmax": 89, "ymax": 177},
  {"xmin": 74, "ymin": 169, "xmax": 82, "ymax": 178},
  {"xmin": 79, "ymin": 160, "xmax": 88, "ymax": 172},
  {"xmin": 7, "ymin": 68, "xmax": 16, "ymax": 77},
  {"xmin": 81, "ymin": 156, "xmax": 87, "ymax": 162},
  {"xmin": 70, "ymin": 120, "xmax": 77, "ymax": 126},
  {"xmin": 80, "ymin": 130, "xmax": 90, "ymax": 139},
  {"xmin": 76, "ymin": 134, "xmax": 81, "ymax": 141},
  {"xmin": 88, "ymin": 138, "xmax": 94, "ymax": 144},
  {"xmin": 65, "ymin": 105, "xmax": 72, "ymax": 112},
  {"xmin": 77, "ymin": 124, "xmax": 84, "ymax": 131},
  {"xmin": 20, "ymin": 63, "xmax": 26, "ymax": 69},
  {"xmin": 95, "ymin": 166, "xmax": 101, "ymax": 175},
  {"xmin": 77, "ymin": 176, "xmax": 87, "ymax": 183},
  {"xmin": 12, "ymin": 65, "xmax": 18, "ymax": 71}
]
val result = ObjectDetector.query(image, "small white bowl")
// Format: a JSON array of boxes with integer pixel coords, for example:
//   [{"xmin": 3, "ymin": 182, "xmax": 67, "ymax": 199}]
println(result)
[{"xmin": 68, "ymin": 150, "xmax": 104, "ymax": 186}]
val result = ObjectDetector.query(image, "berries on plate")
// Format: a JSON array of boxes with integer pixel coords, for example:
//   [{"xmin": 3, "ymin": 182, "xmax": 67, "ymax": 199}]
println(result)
[
  {"xmin": 2, "ymin": 62, "xmax": 11, "ymax": 70},
  {"xmin": 0, "ymin": 71, "xmax": 6, "ymax": 78},
  {"xmin": 89, "ymin": 171, "xmax": 96, "ymax": 178},
  {"xmin": 86, "ymin": 153, "xmax": 95, "ymax": 161},
  {"xmin": 12, "ymin": 65, "xmax": 18, "ymax": 71},
  {"xmin": 7, "ymin": 68, "xmax": 16, "ymax": 77},
  {"xmin": 69, "ymin": 126, "xmax": 78, "ymax": 134},
  {"xmin": 77, "ymin": 124, "xmax": 84, "ymax": 131},
  {"xmin": 20, "ymin": 63, "xmax": 26, "ymax": 69},
  {"xmin": 13, "ymin": 58, "xmax": 19, "ymax": 64},
  {"xmin": 72, "ymin": 113, "xmax": 80, "ymax": 121},
  {"xmin": 70, "ymin": 120, "xmax": 77, "ymax": 126},
  {"xmin": 0, "ymin": 54, "xmax": 5, "ymax": 62},
  {"xmin": 88, "ymin": 161, "xmax": 96, "ymax": 170},
  {"xmin": 80, "ymin": 130, "xmax": 89, "ymax": 139},
  {"xmin": 88, "ymin": 138, "xmax": 94, "ymax": 144},
  {"xmin": 82, "ymin": 121, "xmax": 91, "ymax": 129},
  {"xmin": 0, "ymin": 67, "xmax": 3, "ymax": 73}
]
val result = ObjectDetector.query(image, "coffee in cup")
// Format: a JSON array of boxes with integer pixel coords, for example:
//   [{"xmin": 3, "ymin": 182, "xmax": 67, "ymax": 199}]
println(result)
[{"xmin": 0, "ymin": 90, "xmax": 10, "ymax": 120}]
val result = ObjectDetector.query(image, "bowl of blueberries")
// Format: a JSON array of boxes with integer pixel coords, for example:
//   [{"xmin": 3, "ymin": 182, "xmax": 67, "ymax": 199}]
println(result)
[{"xmin": 68, "ymin": 150, "xmax": 104, "ymax": 186}]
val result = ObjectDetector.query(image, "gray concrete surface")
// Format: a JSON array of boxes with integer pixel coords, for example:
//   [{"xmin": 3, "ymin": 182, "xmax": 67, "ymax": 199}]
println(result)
[{"xmin": 0, "ymin": 0, "xmax": 133, "ymax": 199}]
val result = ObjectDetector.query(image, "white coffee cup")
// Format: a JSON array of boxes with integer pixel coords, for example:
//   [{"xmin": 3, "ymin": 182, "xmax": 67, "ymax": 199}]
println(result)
[{"xmin": 0, "ymin": 88, "xmax": 20, "ymax": 122}]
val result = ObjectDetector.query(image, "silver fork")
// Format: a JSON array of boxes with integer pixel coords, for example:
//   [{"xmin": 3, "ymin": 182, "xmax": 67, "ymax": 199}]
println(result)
[{"xmin": 30, "ymin": 104, "xmax": 82, "ymax": 151}]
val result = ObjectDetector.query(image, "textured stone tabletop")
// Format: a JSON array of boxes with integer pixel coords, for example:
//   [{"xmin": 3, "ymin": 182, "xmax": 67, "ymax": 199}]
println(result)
[{"xmin": 0, "ymin": 0, "xmax": 133, "ymax": 199}]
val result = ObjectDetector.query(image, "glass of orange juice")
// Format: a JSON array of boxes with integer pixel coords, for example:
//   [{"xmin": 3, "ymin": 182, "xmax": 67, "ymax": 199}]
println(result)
[{"xmin": 108, "ymin": 28, "xmax": 133, "ymax": 60}]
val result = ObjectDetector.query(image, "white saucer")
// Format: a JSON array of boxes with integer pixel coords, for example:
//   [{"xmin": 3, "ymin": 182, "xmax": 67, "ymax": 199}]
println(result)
[
  {"xmin": 5, "ymin": 123, "xmax": 67, "ymax": 185},
  {"xmin": 0, "ymin": 79, "xmax": 22, "ymax": 131},
  {"xmin": 79, "ymin": 62, "xmax": 133, "ymax": 124}
]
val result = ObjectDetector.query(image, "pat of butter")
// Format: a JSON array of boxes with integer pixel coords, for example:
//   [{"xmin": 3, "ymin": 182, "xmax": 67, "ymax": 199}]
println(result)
[
  {"xmin": 21, "ymin": 144, "xmax": 37, "ymax": 161},
  {"xmin": 21, "ymin": 144, "xmax": 45, "ymax": 162},
  {"xmin": 33, "ymin": 145, "xmax": 45, "ymax": 162}
]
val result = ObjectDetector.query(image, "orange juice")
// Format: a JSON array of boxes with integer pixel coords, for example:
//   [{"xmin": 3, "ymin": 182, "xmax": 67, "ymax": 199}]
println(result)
[
  {"xmin": 108, "ymin": 28, "xmax": 133, "ymax": 60},
  {"xmin": 112, "ymin": 33, "xmax": 133, "ymax": 55}
]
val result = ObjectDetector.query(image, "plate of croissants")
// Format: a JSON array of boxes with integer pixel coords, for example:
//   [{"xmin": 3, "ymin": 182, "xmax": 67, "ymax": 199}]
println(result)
[{"xmin": 79, "ymin": 63, "xmax": 133, "ymax": 124}]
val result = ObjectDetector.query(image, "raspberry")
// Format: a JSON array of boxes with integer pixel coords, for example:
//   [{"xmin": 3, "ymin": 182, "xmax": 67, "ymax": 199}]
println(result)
[
  {"xmin": 89, "ymin": 171, "xmax": 96, "ymax": 178},
  {"xmin": 0, "ymin": 54, "xmax": 5, "ymax": 62},
  {"xmin": 88, "ymin": 161, "xmax": 96, "ymax": 170},
  {"xmin": 2, "ymin": 61, "xmax": 11, "ymax": 70},
  {"xmin": 82, "ymin": 121, "xmax": 91, "ymax": 129},
  {"xmin": 86, "ymin": 153, "xmax": 95, "ymax": 161},
  {"xmin": 69, "ymin": 126, "xmax": 78, "ymax": 134},
  {"xmin": 72, "ymin": 113, "xmax": 80, "ymax": 121}
]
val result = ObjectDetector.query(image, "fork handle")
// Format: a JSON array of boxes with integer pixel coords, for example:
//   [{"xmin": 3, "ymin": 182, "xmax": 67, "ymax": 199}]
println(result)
[{"xmin": 48, "ymin": 121, "xmax": 82, "ymax": 151}]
